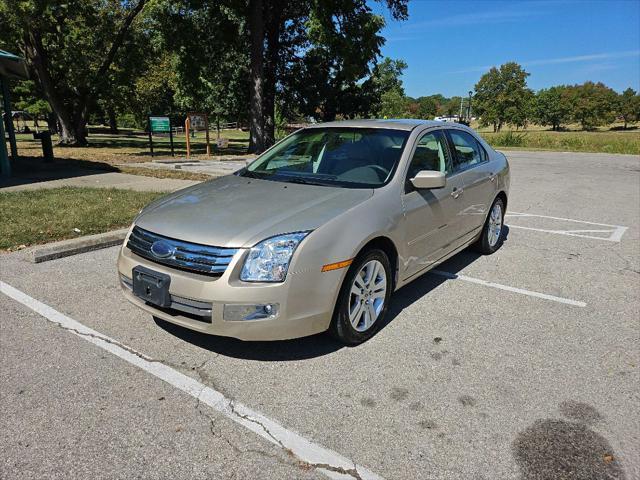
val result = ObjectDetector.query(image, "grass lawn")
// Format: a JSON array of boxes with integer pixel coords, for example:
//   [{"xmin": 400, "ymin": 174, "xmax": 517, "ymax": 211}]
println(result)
[
  {"xmin": 479, "ymin": 128, "xmax": 640, "ymax": 155},
  {"xmin": 0, "ymin": 187, "xmax": 165, "ymax": 251},
  {"xmin": 15, "ymin": 128, "xmax": 250, "ymax": 166}
]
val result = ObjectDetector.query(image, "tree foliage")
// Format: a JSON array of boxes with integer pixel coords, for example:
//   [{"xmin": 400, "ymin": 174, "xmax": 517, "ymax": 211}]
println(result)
[
  {"xmin": 473, "ymin": 62, "xmax": 533, "ymax": 131},
  {"xmin": 618, "ymin": 87, "xmax": 640, "ymax": 129},
  {"xmin": 566, "ymin": 81, "xmax": 618, "ymax": 130},
  {"xmin": 1, "ymin": 0, "xmax": 149, "ymax": 145},
  {"xmin": 533, "ymin": 86, "xmax": 572, "ymax": 131}
]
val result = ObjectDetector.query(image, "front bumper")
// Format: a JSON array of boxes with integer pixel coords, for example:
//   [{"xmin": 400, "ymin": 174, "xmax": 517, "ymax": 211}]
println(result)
[{"xmin": 117, "ymin": 239, "xmax": 342, "ymax": 341}]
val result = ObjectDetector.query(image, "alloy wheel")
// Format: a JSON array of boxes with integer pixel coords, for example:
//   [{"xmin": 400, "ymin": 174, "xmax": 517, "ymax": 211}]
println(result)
[
  {"xmin": 348, "ymin": 260, "xmax": 387, "ymax": 332},
  {"xmin": 488, "ymin": 202, "xmax": 503, "ymax": 247}
]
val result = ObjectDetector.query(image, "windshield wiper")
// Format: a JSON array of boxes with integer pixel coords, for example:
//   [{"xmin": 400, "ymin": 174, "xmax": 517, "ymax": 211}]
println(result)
[{"xmin": 279, "ymin": 176, "xmax": 331, "ymax": 186}]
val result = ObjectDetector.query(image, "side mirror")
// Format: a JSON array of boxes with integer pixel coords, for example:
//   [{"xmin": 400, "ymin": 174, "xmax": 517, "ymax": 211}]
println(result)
[{"xmin": 410, "ymin": 170, "xmax": 446, "ymax": 189}]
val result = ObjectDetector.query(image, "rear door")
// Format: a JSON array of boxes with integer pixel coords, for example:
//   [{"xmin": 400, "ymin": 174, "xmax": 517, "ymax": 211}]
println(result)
[
  {"xmin": 444, "ymin": 129, "xmax": 495, "ymax": 239},
  {"xmin": 400, "ymin": 129, "xmax": 466, "ymax": 280}
]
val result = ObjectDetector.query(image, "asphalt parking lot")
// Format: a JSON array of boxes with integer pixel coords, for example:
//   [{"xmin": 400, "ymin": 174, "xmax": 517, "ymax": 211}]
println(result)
[{"xmin": 1, "ymin": 150, "xmax": 639, "ymax": 480}]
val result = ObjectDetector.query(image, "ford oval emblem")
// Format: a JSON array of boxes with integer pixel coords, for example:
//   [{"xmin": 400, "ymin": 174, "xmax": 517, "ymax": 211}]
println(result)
[{"xmin": 150, "ymin": 240, "xmax": 174, "ymax": 259}]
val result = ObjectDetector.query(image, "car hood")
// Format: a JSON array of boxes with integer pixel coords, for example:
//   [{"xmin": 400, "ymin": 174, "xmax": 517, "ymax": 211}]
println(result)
[{"xmin": 135, "ymin": 174, "xmax": 373, "ymax": 247}]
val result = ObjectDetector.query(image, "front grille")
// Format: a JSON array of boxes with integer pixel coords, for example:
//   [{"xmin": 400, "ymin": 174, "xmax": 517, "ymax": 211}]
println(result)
[{"xmin": 126, "ymin": 226, "xmax": 238, "ymax": 276}]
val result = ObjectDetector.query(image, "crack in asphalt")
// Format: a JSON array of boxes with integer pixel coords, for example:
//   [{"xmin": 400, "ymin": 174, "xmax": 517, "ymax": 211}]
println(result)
[
  {"xmin": 227, "ymin": 400, "xmax": 363, "ymax": 480},
  {"xmin": 55, "ymin": 322, "xmax": 364, "ymax": 480}
]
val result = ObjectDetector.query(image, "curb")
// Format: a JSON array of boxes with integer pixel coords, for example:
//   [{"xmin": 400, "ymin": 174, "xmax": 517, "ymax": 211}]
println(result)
[{"xmin": 28, "ymin": 228, "xmax": 129, "ymax": 263}]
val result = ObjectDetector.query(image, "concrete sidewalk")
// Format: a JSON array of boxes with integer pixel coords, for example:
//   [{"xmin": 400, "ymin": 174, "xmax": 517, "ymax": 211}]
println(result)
[
  {"xmin": 1, "ymin": 170, "xmax": 199, "ymax": 193},
  {"xmin": 123, "ymin": 157, "xmax": 249, "ymax": 178}
]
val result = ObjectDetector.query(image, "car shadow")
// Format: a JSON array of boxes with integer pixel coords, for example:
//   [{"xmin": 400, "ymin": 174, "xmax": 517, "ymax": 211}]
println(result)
[
  {"xmin": 154, "ymin": 318, "xmax": 345, "ymax": 361},
  {"xmin": 156, "ymin": 227, "xmax": 509, "ymax": 361}
]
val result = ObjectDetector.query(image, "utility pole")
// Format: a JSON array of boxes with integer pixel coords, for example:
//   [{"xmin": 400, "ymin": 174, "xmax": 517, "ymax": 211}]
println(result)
[{"xmin": 467, "ymin": 91, "xmax": 473, "ymax": 122}]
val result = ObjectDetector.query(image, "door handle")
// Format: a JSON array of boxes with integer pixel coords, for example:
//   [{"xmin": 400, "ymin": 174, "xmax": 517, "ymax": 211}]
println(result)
[
  {"xmin": 489, "ymin": 172, "xmax": 496, "ymax": 182},
  {"xmin": 451, "ymin": 187, "xmax": 463, "ymax": 199}
]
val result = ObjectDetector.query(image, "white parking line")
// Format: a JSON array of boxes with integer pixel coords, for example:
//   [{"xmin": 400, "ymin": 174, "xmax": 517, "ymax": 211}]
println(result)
[
  {"xmin": 0, "ymin": 281, "xmax": 383, "ymax": 480},
  {"xmin": 430, "ymin": 270, "xmax": 587, "ymax": 307},
  {"xmin": 506, "ymin": 212, "xmax": 628, "ymax": 242}
]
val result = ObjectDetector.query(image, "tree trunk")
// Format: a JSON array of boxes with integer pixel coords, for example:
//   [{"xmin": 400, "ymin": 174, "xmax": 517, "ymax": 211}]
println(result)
[
  {"xmin": 248, "ymin": 0, "xmax": 265, "ymax": 154},
  {"xmin": 108, "ymin": 107, "xmax": 119, "ymax": 134},
  {"xmin": 263, "ymin": 1, "xmax": 282, "ymax": 148}
]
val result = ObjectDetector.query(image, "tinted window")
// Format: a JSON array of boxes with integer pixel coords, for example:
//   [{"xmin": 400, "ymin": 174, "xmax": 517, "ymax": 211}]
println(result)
[
  {"xmin": 406, "ymin": 131, "xmax": 449, "ymax": 181},
  {"xmin": 243, "ymin": 128, "xmax": 409, "ymax": 188},
  {"xmin": 448, "ymin": 130, "xmax": 484, "ymax": 172}
]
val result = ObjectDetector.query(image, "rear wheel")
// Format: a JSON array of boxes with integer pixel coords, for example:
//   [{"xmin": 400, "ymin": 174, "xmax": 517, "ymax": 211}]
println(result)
[
  {"xmin": 330, "ymin": 249, "xmax": 392, "ymax": 345},
  {"xmin": 474, "ymin": 197, "xmax": 505, "ymax": 254}
]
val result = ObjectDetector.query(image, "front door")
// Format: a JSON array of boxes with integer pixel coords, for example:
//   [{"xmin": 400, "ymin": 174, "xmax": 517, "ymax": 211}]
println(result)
[{"xmin": 401, "ymin": 130, "xmax": 467, "ymax": 280}]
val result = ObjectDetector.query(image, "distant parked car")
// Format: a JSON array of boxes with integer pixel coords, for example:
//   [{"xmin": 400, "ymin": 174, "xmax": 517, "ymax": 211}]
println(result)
[
  {"xmin": 433, "ymin": 115, "xmax": 459, "ymax": 122},
  {"xmin": 118, "ymin": 119, "xmax": 510, "ymax": 344}
]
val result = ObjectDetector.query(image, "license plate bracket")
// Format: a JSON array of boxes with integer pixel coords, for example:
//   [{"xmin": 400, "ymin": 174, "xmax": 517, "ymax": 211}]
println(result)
[{"xmin": 132, "ymin": 266, "xmax": 171, "ymax": 308}]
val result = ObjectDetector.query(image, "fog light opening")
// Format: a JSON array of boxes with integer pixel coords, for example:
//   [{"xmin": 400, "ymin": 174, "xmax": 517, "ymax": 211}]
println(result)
[{"xmin": 224, "ymin": 303, "xmax": 280, "ymax": 321}]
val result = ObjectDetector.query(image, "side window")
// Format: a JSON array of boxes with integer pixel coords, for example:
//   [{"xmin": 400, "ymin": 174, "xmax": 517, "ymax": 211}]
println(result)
[
  {"xmin": 406, "ymin": 131, "xmax": 449, "ymax": 182},
  {"xmin": 448, "ymin": 130, "xmax": 484, "ymax": 173}
]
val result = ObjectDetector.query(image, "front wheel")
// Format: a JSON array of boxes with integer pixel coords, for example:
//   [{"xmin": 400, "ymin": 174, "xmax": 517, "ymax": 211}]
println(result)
[
  {"xmin": 474, "ymin": 197, "xmax": 505, "ymax": 254},
  {"xmin": 329, "ymin": 249, "xmax": 392, "ymax": 345}
]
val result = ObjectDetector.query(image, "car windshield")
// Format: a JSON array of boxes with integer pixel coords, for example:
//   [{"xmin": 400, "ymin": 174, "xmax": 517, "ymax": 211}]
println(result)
[{"xmin": 241, "ymin": 128, "xmax": 410, "ymax": 188}]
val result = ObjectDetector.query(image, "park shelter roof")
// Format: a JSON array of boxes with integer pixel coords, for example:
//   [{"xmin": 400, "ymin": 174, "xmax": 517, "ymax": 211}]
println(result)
[{"xmin": 0, "ymin": 49, "xmax": 28, "ymax": 80}]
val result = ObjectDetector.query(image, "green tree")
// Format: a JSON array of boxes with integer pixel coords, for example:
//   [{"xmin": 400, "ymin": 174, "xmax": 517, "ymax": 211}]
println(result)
[
  {"xmin": 474, "ymin": 62, "xmax": 532, "ymax": 131},
  {"xmin": 0, "ymin": 0, "xmax": 149, "ymax": 145},
  {"xmin": 132, "ymin": 55, "xmax": 178, "ymax": 125},
  {"xmin": 287, "ymin": 5, "xmax": 395, "ymax": 123},
  {"xmin": 248, "ymin": 0, "xmax": 408, "ymax": 152},
  {"xmin": 534, "ymin": 86, "xmax": 572, "ymax": 131},
  {"xmin": 415, "ymin": 96, "xmax": 438, "ymax": 119},
  {"xmin": 11, "ymin": 80, "xmax": 52, "ymax": 128},
  {"xmin": 154, "ymin": 0, "xmax": 249, "ymax": 130},
  {"xmin": 440, "ymin": 96, "xmax": 462, "ymax": 117},
  {"xmin": 567, "ymin": 81, "xmax": 618, "ymax": 130},
  {"xmin": 378, "ymin": 89, "xmax": 408, "ymax": 118},
  {"xmin": 364, "ymin": 57, "xmax": 408, "ymax": 117},
  {"xmin": 618, "ymin": 87, "xmax": 640, "ymax": 129}
]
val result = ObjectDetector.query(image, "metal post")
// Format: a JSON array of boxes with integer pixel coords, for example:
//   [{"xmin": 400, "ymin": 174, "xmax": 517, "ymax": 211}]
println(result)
[
  {"xmin": 148, "ymin": 116, "xmax": 154, "ymax": 157},
  {"xmin": 0, "ymin": 104, "xmax": 10, "ymax": 178},
  {"xmin": 205, "ymin": 114, "xmax": 211, "ymax": 156},
  {"xmin": 185, "ymin": 117, "xmax": 191, "ymax": 159},
  {"xmin": 1, "ymin": 78, "xmax": 17, "ymax": 159},
  {"xmin": 169, "ymin": 117, "xmax": 175, "ymax": 157}
]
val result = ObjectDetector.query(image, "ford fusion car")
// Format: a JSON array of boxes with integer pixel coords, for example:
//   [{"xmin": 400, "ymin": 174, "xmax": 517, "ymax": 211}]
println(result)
[{"xmin": 117, "ymin": 119, "xmax": 509, "ymax": 344}]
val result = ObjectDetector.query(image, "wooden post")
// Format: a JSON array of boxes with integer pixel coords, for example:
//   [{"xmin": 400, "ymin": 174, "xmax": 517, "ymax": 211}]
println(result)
[{"xmin": 185, "ymin": 116, "xmax": 191, "ymax": 158}]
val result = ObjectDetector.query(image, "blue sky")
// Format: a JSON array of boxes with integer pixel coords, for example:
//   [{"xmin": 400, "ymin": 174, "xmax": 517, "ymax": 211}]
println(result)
[{"xmin": 371, "ymin": 0, "xmax": 640, "ymax": 98}]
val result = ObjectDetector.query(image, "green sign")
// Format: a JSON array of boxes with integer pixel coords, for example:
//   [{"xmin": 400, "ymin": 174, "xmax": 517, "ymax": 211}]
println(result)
[{"xmin": 149, "ymin": 116, "xmax": 170, "ymax": 133}]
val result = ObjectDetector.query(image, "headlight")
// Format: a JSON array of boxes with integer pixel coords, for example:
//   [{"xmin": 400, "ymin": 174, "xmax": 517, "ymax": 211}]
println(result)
[{"xmin": 240, "ymin": 232, "xmax": 309, "ymax": 282}]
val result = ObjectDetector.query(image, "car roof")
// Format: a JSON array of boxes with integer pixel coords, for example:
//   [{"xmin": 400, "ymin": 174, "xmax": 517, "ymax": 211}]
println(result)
[{"xmin": 304, "ymin": 119, "xmax": 449, "ymax": 132}]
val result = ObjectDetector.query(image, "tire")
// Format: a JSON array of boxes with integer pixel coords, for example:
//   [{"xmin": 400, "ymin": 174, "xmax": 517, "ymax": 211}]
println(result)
[
  {"xmin": 329, "ymin": 249, "xmax": 392, "ymax": 345},
  {"xmin": 474, "ymin": 197, "xmax": 505, "ymax": 254}
]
